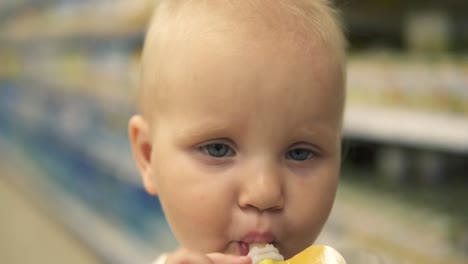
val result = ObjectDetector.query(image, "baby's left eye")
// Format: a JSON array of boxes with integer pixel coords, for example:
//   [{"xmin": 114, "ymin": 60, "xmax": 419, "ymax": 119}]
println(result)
[
  {"xmin": 285, "ymin": 148, "xmax": 314, "ymax": 161},
  {"xmin": 199, "ymin": 143, "xmax": 235, "ymax": 158}
]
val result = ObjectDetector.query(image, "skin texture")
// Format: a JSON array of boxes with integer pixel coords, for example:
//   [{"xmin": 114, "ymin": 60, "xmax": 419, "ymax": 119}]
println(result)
[{"xmin": 129, "ymin": 4, "xmax": 345, "ymax": 264}]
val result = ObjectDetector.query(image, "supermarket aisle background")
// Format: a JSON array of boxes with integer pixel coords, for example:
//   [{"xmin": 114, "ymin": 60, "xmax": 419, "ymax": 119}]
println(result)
[
  {"xmin": 1, "ymin": 0, "xmax": 468, "ymax": 264},
  {"xmin": 0, "ymin": 166, "xmax": 100, "ymax": 264}
]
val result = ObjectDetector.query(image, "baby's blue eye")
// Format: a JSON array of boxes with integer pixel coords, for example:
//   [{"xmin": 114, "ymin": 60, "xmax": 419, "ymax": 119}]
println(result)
[
  {"xmin": 286, "ymin": 148, "xmax": 313, "ymax": 161},
  {"xmin": 200, "ymin": 143, "xmax": 234, "ymax": 158}
]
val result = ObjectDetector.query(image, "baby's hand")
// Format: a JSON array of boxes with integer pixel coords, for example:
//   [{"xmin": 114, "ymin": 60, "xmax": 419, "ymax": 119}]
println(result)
[{"xmin": 166, "ymin": 248, "xmax": 252, "ymax": 264}]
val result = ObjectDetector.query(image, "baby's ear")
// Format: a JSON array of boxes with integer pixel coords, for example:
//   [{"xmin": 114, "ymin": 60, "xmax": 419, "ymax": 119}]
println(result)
[{"xmin": 128, "ymin": 115, "xmax": 158, "ymax": 195}]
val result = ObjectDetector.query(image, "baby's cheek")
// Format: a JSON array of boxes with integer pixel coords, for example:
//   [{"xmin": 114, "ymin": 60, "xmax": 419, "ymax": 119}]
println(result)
[
  {"xmin": 187, "ymin": 193, "xmax": 215, "ymax": 224},
  {"xmin": 178, "ymin": 191, "xmax": 231, "ymax": 251},
  {"xmin": 195, "ymin": 192, "xmax": 209, "ymax": 203},
  {"xmin": 288, "ymin": 188, "xmax": 334, "ymax": 238}
]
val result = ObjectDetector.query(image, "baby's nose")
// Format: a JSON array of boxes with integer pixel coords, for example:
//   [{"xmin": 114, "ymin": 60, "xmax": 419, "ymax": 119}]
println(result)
[{"xmin": 238, "ymin": 162, "xmax": 285, "ymax": 211}]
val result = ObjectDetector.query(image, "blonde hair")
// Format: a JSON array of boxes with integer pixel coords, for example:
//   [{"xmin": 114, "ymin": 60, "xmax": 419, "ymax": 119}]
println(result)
[{"xmin": 139, "ymin": 0, "xmax": 346, "ymax": 122}]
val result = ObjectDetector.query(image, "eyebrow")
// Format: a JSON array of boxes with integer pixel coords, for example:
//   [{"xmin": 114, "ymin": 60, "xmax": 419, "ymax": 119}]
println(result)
[
  {"xmin": 295, "ymin": 125, "xmax": 340, "ymax": 151},
  {"xmin": 175, "ymin": 119, "xmax": 233, "ymax": 143}
]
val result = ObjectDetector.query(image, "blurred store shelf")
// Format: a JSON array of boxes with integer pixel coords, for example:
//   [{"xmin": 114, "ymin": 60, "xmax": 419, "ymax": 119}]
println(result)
[
  {"xmin": 344, "ymin": 105, "xmax": 468, "ymax": 154},
  {"xmin": 0, "ymin": 174, "xmax": 101, "ymax": 264},
  {"xmin": 0, "ymin": 124, "xmax": 175, "ymax": 264},
  {"xmin": 318, "ymin": 181, "xmax": 468, "ymax": 264},
  {"xmin": 0, "ymin": 0, "xmax": 152, "ymax": 42}
]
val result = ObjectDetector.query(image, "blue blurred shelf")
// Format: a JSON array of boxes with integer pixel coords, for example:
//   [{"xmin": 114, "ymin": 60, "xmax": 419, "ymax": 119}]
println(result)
[
  {"xmin": 0, "ymin": 0, "xmax": 55, "ymax": 22},
  {"xmin": 0, "ymin": 80, "xmax": 178, "ymax": 263}
]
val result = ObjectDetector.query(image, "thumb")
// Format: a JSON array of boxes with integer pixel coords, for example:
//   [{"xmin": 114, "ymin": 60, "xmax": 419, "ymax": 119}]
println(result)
[{"xmin": 206, "ymin": 253, "xmax": 252, "ymax": 264}]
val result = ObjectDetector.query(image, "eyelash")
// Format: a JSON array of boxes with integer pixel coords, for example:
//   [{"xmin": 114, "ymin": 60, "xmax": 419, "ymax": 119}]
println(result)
[
  {"xmin": 285, "ymin": 148, "xmax": 318, "ymax": 161},
  {"xmin": 199, "ymin": 143, "xmax": 236, "ymax": 158},
  {"xmin": 198, "ymin": 142, "xmax": 319, "ymax": 161}
]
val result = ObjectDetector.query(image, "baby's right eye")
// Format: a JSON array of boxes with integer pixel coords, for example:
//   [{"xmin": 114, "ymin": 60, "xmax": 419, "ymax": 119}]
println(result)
[{"xmin": 199, "ymin": 143, "xmax": 235, "ymax": 158}]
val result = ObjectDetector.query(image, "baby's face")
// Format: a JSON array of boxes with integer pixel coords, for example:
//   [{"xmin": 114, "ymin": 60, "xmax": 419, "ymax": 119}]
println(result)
[{"xmin": 144, "ymin": 31, "xmax": 344, "ymax": 259}]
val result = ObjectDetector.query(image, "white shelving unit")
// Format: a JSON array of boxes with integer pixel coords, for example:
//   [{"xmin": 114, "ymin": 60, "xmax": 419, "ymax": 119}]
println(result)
[
  {"xmin": 344, "ymin": 53, "xmax": 467, "ymax": 182},
  {"xmin": 344, "ymin": 105, "xmax": 468, "ymax": 154}
]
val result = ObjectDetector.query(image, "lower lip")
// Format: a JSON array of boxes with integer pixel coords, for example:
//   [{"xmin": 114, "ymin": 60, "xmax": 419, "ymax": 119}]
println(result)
[{"xmin": 238, "ymin": 242, "xmax": 250, "ymax": 256}]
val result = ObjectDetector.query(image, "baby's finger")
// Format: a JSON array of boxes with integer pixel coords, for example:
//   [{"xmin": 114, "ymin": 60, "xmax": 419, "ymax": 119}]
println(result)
[
  {"xmin": 167, "ymin": 249, "xmax": 213, "ymax": 264},
  {"xmin": 206, "ymin": 253, "xmax": 252, "ymax": 264}
]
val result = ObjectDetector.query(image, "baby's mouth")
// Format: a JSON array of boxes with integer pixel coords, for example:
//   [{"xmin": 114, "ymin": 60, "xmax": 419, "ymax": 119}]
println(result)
[
  {"xmin": 237, "ymin": 242, "xmax": 277, "ymax": 256},
  {"xmin": 237, "ymin": 241, "xmax": 250, "ymax": 256}
]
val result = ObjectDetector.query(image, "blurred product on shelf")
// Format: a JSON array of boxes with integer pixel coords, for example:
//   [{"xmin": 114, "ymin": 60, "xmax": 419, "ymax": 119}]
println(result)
[
  {"xmin": 404, "ymin": 10, "xmax": 453, "ymax": 53},
  {"xmin": 1, "ymin": 0, "xmax": 147, "ymax": 108},
  {"xmin": 347, "ymin": 53, "xmax": 468, "ymax": 116},
  {"xmin": 1, "ymin": 0, "xmax": 154, "ymax": 43}
]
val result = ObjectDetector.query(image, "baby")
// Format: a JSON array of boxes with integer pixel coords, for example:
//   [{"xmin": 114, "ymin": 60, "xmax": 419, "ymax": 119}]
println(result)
[{"xmin": 129, "ymin": 0, "xmax": 347, "ymax": 264}]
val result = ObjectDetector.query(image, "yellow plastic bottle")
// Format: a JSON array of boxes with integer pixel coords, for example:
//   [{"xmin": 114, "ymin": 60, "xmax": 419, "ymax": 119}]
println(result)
[{"xmin": 250, "ymin": 244, "xmax": 346, "ymax": 264}]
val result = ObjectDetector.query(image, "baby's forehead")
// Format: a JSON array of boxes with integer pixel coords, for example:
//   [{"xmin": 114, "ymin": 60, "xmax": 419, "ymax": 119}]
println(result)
[
  {"xmin": 145, "ymin": 2, "xmax": 343, "ymax": 73},
  {"xmin": 149, "ymin": 0, "xmax": 342, "ymax": 46},
  {"xmin": 140, "ymin": 0, "xmax": 345, "ymax": 120}
]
